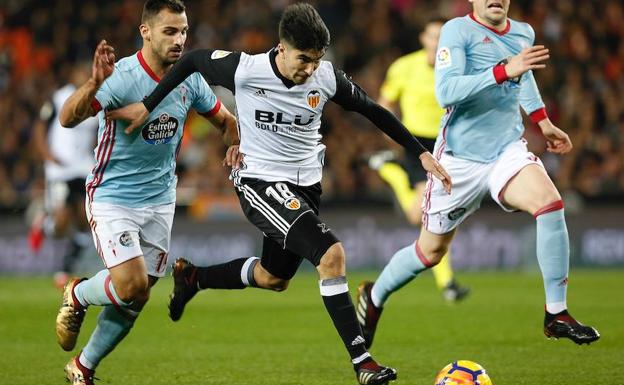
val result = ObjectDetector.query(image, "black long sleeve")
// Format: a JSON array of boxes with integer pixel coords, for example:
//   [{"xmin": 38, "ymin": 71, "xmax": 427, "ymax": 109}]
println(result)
[
  {"xmin": 143, "ymin": 49, "xmax": 241, "ymax": 112},
  {"xmin": 330, "ymin": 68, "xmax": 428, "ymax": 156}
]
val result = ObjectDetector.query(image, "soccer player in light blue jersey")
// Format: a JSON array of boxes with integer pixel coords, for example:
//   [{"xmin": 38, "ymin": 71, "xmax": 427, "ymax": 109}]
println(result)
[
  {"xmin": 54, "ymin": 1, "xmax": 238, "ymax": 384},
  {"xmin": 357, "ymin": 0, "xmax": 600, "ymax": 349}
]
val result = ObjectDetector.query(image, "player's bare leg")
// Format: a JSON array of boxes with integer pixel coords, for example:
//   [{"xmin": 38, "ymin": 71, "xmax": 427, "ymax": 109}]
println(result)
[
  {"xmin": 502, "ymin": 164, "xmax": 599, "ymax": 344},
  {"xmin": 408, "ymin": 182, "xmax": 469, "ymax": 302}
]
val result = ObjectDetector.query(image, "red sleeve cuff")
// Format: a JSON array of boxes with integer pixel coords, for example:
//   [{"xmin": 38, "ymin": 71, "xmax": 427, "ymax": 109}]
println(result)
[
  {"xmin": 493, "ymin": 64, "xmax": 508, "ymax": 84},
  {"xmin": 200, "ymin": 99, "xmax": 222, "ymax": 118},
  {"xmin": 529, "ymin": 107, "xmax": 548, "ymax": 123},
  {"xmin": 91, "ymin": 99, "xmax": 102, "ymax": 114}
]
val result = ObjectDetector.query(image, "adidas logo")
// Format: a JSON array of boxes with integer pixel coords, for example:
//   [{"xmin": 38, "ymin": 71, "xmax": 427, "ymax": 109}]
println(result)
[
  {"xmin": 254, "ymin": 88, "xmax": 268, "ymax": 97},
  {"xmin": 351, "ymin": 335, "xmax": 366, "ymax": 346},
  {"xmin": 482, "ymin": 36, "xmax": 493, "ymax": 44}
]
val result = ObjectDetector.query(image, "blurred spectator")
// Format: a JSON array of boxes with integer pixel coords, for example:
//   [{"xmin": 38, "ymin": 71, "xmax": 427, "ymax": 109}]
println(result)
[{"xmin": 1, "ymin": 0, "xmax": 622, "ymax": 216}]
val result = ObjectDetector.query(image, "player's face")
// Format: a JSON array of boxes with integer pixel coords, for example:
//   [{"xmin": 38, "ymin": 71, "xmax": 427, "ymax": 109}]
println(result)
[
  {"xmin": 278, "ymin": 42, "xmax": 325, "ymax": 85},
  {"xmin": 144, "ymin": 9, "xmax": 189, "ymax": 65},
  {"xmin": 420, "ymin": 22, "xmax": 443, "ymax": 55},
  {"xmin": 470, "ymin": 0, "xmax": 510, "ymax": 26}
]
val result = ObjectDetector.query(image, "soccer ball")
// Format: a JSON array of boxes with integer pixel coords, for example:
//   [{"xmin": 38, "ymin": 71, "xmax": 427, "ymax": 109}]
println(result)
[{"xmin": 434, "ymin": 360, "xmax": 492, "ymax": 385}]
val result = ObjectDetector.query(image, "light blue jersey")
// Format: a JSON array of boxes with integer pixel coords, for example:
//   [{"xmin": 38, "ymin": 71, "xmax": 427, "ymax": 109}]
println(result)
[
  {"xmin": 434, "ymin": 14, "xmax": 545, "ymax": 162},
  {"xmin": 87, "ymin": 51, "xmax": 220, "ymax": 207}
]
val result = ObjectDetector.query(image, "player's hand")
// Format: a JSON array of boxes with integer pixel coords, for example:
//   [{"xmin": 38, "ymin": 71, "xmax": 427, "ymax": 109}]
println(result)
[
  {"xmin": 223, "ymin": 145, "xmax": 244, "ymax": 169},
  {"xmin": 92, "ymin": 40, "xmax": 115, "ymax": 86},
  {"xmin": 419, "ymin": 152, "xmax": 452, "ymax": 194},
  {"xmin": 504, "ymin": 45, "xmax": 549, "ymax": 79},
  {"xmin": 539, "ymin": 119, "xmax": 572, "ymax": 154},
  {"xmin": 105, "ymin": 102, "xmax": 150, "ymax": 134}
]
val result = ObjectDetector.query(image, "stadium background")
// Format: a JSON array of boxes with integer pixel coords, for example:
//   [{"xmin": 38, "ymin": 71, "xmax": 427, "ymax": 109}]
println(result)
[
  {"xmin": 0, "ymin": 0, "xmax": 623, "ymax": 272},
  {"xmin": 1, "ymin": 2, "xmax": 623, "ymax": 385}
]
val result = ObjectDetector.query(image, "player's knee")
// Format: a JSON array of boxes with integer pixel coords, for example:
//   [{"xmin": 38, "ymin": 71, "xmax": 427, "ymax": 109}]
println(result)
[
  {"xmin": 533, "ymin": 192, "xmax": 563, "ymax": 216},
  {"xmin": 317, "ymin": 243, "xmax": 345, "ymax": 277},
  {"xmin": 265, "ymin": 276, "xmax": 290, "ymax": 292},
  {"xmin": 418, "ymin": 243, "xmax": 448, "ymax": 267},
  {"xmin": 255, "ymin": 269, "xmax": 290, "ymax": 291}
]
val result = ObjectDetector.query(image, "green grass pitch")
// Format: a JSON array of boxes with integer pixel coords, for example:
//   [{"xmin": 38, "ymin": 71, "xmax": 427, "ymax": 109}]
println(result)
[{"xmin": 1, "ymin": 269, "xmax": 622, "ymax": 384}]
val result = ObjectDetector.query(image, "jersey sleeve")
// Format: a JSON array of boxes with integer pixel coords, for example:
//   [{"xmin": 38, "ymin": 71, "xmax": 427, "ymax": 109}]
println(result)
[
  {"xmin": 143, "ymin": 49, "xmax": 240, "ymax": 113},
  {"xmin": 331, "ymin": 67, "xmax": 427, "ymax": 156},
  {"xmin": 379, "ymin": 58, "xmax": 403, "ymax": 102},
  {"xmin": 94, "ymin": 73, "xmax": 124, "ymax": 112},
  {"xmin": 519, "ymin": 70, "xmax": 546, "ymax": 118},
  {"xmin": 518, "ymin": 24, "xmax": 547, "ymax": 121},
  {"xmin": 191, "ymin": 74, "xmax": 221, "ymax": 116},
  {"xmin": 434, "ymin": 20, "xmax": 499, "ymax": 108}
]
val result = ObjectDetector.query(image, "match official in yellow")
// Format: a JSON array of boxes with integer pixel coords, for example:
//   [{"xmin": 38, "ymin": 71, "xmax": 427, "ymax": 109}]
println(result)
[{"xmin": 368, "ymin": 16, "xmax": 469, "ymax": 302}]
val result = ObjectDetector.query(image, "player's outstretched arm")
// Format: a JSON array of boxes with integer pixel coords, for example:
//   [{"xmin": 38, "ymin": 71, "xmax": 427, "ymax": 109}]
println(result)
[
  {"xmin": 202, "ymin": 103, "xmax": 244, "ymax": 169},
  {"xmin": 331, "ymin": 69, "xmax": 452, "ymax": 193},
  {"xmin": 105, "ymin": 102, "xmax": 149, "ymax": 134},
  {"xmin": 59, "ymin": 40, "xmax": 115, "ymax": 127},
  {"xmin": 538, "ymin": 118, "xmax": 572, "ymax": 154}
]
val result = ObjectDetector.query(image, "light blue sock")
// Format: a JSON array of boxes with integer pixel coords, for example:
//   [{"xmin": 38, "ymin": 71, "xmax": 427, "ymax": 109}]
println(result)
[
  {"xmin": 79, "ymin": 306, "xmax": 139, "ymax": 370},
  {"xmin": 371, "ymin": 242, "xmax": 429, "ymax": 307},
  {"xmin": 74, "ymin": 269, "xmax": 130, "ymax": 308},
  {"xmin": 536, "ymin": 208, "xmax": 569, "ymax": 314}
]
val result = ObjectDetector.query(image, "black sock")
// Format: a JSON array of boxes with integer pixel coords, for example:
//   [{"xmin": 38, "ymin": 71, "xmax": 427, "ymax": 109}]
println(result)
[
  {"xmin": 62, "ymin": 232, "xmax": 89, "ymax": 272},
  {"xmin": 197, "ymin": 257, "xmax": 258, "ymax": 289},
  {"xmin": 320, "ymin": 277, "xmax": 368, "ymax": 363}
]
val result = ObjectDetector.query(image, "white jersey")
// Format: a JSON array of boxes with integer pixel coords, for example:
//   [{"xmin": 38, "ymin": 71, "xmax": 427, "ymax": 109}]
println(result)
[
  {"xmin": 143, "ymin": 48, "xmax": 428, "ymax": 187},
  {"xmin": 233, "ymin": 52, "xmax": 337, "ymax": 185},
  {"xmin": 41, "ymin": 84, "xmax": 97, "ymax": 181}
]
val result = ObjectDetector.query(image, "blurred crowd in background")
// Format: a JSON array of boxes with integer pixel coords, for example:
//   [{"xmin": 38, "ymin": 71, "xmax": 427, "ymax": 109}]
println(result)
[{"xmin": 1, "ymin": 0, "xmax": 623, "ymax": 219}]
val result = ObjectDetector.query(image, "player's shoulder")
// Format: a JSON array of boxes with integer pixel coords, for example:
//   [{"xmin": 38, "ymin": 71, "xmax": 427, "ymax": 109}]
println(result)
[
  {"xmin": 113, "ymin": 53, "xmax": 142, "ymax": 73},
  {"xmin": 508, "ymin": 17, "xmax": 535, "ymax": 40},
  {"xmin": 442, "ymin": 16, "xmax": 470, "ymax": 31},
  {"xmin": 238, "ymin": 50, "xmax": 268, "ymax": 68}
]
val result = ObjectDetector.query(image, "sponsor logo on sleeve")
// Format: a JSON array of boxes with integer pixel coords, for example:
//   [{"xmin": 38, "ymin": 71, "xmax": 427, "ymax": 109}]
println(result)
[
  {"xmin": 436, "ymin": 47, "xmax": 452, "ymax": 69},
  {"xmin": 211, "ymin": 50, "xmax": 232, "ymax": 59}
]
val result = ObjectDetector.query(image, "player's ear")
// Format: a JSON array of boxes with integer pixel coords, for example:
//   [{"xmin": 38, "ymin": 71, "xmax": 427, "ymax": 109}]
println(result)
[{"xmin": 139, "ymin": 24, "xmax": 150, "ymax": 41}]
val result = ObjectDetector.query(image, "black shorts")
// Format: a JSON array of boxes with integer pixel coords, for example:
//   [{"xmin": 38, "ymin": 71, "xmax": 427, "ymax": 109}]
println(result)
[
  {"xmin": 235, "ymin": 178, "xmax": 339, "ymax": 280},
  {"xmin": 403, "ymin": 136, "xmax": 437, "ymax": 185},
  {"xmin": 66, "ymin": 178, "xmax": 87, "ymax": 205}
]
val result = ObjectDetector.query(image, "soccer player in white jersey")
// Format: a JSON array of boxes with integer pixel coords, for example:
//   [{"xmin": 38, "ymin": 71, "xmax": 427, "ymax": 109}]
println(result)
[
  {"xmin": 54, "ymin": 1, "xmax": 238, "ymax": 384},
  {"xmin": 30, "ymin": 63, "xmax": 97, "ymax": 288},
  {"xmin": 109, "ymin": 3, "xmax": 451, "ymax": 384},
  {"xmin": 356, "ymin": 0, "xmax": 600, "ymax": 349}
]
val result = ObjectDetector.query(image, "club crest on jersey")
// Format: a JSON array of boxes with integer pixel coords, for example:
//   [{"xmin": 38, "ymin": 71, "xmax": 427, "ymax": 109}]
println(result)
[
  {"xmin": 211, "ymin": 50, "xmax": 232, "ymax": 59},
  {"xmin": 436, "ymin": 47, "xmax": 452, "ymax": 69},
  {"xmin": 284, "ymin": 197, "xmax": 301, "ymax": 210},
  {"xmin": 306, "ymin": 90, "xmax": 321, "ymax": 108},
  {"xmin": 142, "ymin": 113, "xmax": 179, "ymax": 145}
]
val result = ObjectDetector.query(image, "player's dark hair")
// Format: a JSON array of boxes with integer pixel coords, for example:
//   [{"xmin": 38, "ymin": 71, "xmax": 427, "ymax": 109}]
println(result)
[
  {"xmin": 142, "ymin": 0, "xmax": 185, "ymax": 24},
  {"xmin": 279, "ymin": 3, "xmax": 330, "ymax": 51},
  {"xmin": 424, "ymin": 15, "xmax": 448, "ymax": 27}
]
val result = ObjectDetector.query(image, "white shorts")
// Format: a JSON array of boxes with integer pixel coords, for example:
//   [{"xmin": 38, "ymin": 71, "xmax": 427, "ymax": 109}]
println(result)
[
  {"xmin": 422, "ymin": 139, "xmax": 543, "ymax": 235},
  {"xmin": 86, "ymin": 200, "xmax": 175, "ymax": 277}
]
